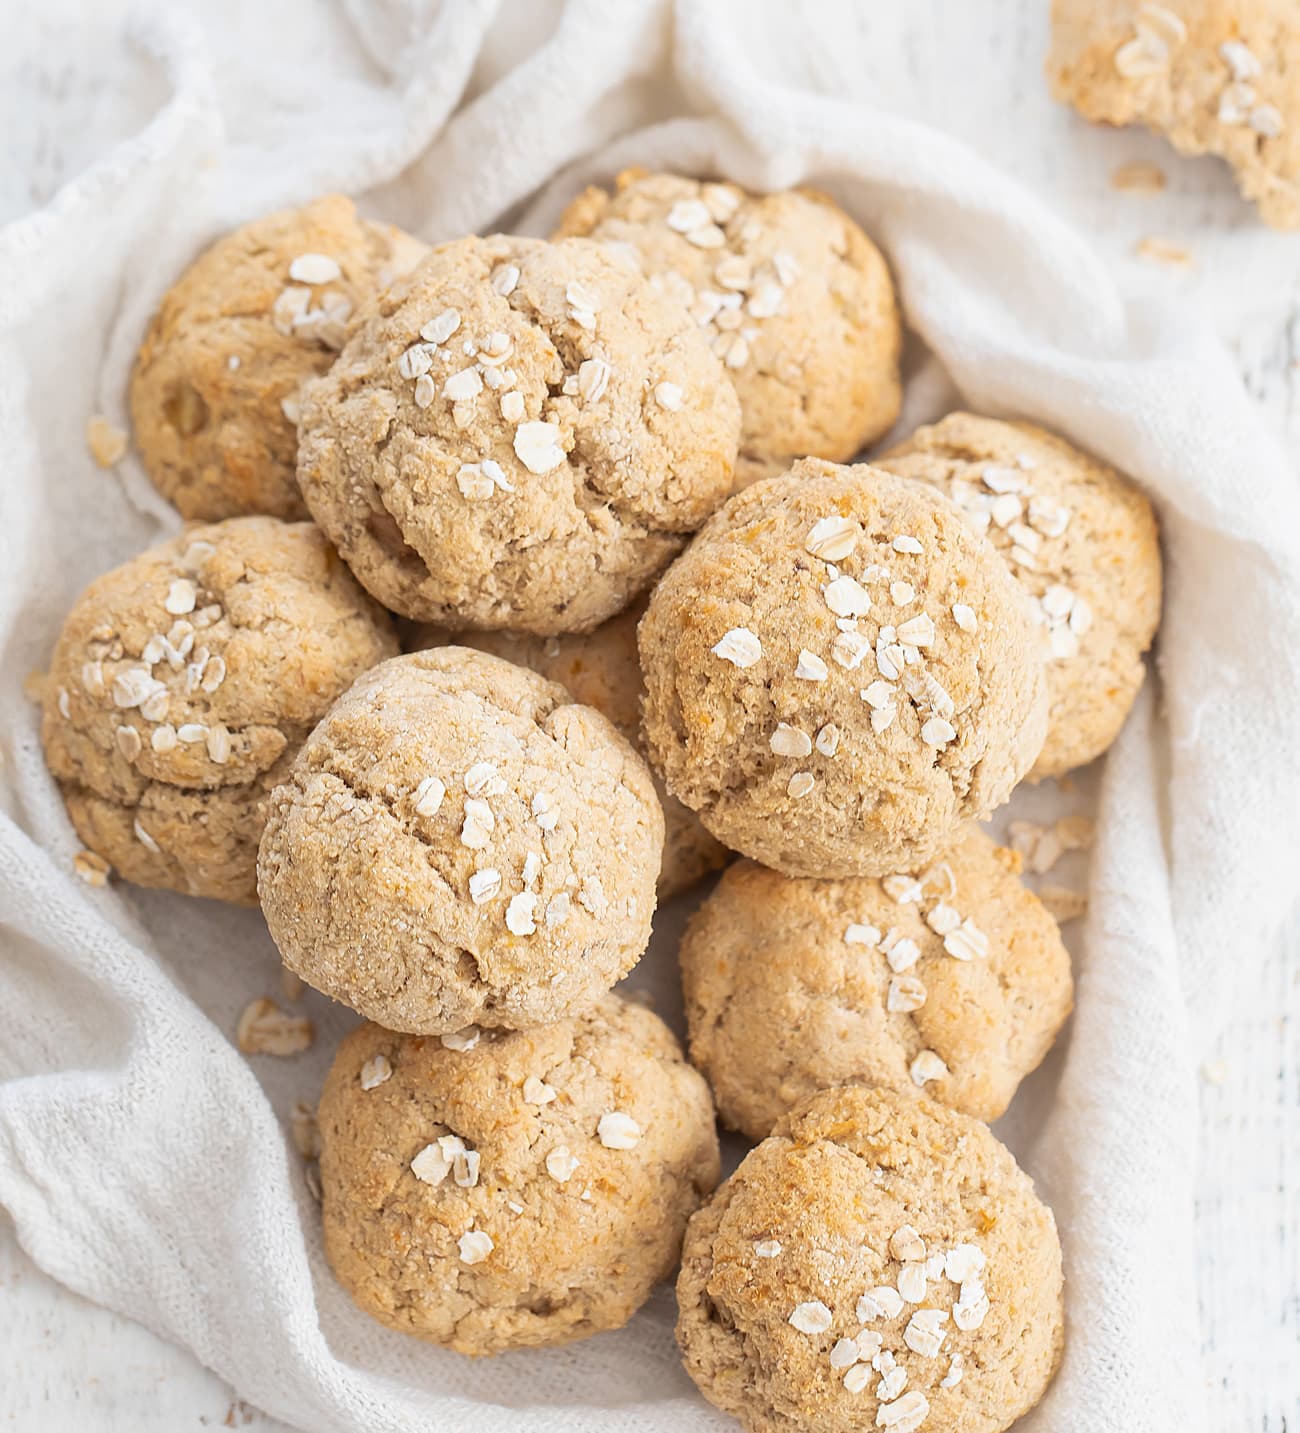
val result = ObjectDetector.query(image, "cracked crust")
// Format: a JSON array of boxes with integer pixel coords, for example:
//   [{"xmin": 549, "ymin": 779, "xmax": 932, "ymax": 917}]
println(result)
[
  {"xmin": 41, "ymin": 517, "xmax": 397, "ymax": 902},
  {"xmin": 675, "ymin": 1086, "xmax": 1064, "ymax": 1433},
  {"xmin": 257, "ymin": 648, "xmax": 664, "ymax": 1033},
  {"xmin": 638, "ymin": 460, "xmax": 1049, "ymax": 878},
  {"xmin": 130, "ymin": 194, "xmax": 428, "ymax": 520},
  {"xmin": 318, "ymin": 994, "xmax": 721, "ymax": 1355},
  {"xmin": 409, "ymin": 598, "xmax": 730, "ymax": 901},
  {"xmin": 555, "ymin": 170, "xmax": 902, "ymax": 489},
  {"xmin": 1049, "ymin": 0, "xmax": 1300, "ymax": 229},
  {"xmin": 679, "ymin": 826, "xmax": 1073, "ymax": 1137},
  {"xmin": 295, "ymin": 234, "xmax": 742, "ymax": 632},
  {"xmin": 877, "ymin": 412, "xmax": 1161, "ymax": 777}
]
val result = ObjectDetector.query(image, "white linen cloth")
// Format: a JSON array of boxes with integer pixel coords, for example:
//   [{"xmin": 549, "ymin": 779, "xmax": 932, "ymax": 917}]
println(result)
[{"xmin": 2, "ymin": 2, "xmax": 1299, "ymax": 1430}]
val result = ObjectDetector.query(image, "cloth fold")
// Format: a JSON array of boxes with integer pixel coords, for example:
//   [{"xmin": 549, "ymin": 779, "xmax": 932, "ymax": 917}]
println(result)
[{"xmin": 3, "ymin": 2, "xmax": 1298, "ymax": 1430}]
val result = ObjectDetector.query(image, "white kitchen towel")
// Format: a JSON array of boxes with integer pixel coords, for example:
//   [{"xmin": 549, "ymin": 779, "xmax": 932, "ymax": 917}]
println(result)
[{"xmin": 2, "ymin": 2, "xmax": 1298, "ymax": 1431}]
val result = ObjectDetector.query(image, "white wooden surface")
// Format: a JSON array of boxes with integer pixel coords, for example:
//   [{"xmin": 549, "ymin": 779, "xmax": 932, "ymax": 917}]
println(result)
[{"xmin": 2, "ymin": 1, "xmax": 1298, "ymax": 1429}]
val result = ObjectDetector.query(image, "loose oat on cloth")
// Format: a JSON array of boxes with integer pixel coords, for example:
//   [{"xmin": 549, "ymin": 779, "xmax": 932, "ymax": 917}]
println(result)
[{"xmin": 3, "ymin": 3, "xmax": 1300, "ymax": 1432}]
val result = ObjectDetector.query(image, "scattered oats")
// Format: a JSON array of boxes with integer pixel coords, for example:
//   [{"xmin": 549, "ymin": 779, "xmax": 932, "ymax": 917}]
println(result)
[
  {"xmin": 945, "ymin": 1244, "xmax": 986, "ymax": 1283},
  {"xmin": 845, "ymin": 922, "xmax": 882, "ymax": 947},
  {"xmin": 843, "ymin": 1364, "xmax": 873, "ymax": 1394},
  {"xmin": 114, "ymin": 725, "xmax": 143, "ymax": 763},
  {"xmin": 953, "ymin": 1277, "xmax": 990, "ymax": 1331},
  {"xmin": 597, "ymin": 1111, "xmax": 641, "ymax": 1150},
  {"xmin": 469, "ymin": 867, "xmax": 502, "ymax": 904},
  {"xmin": 133, "ymin": 817, "xmax": 160, "ymax": 853},
  {"xmin": 513, "ymin": 420, "xmax": 566, "ymax": 474},
  {"xmin": 647, "ymin": 379, "xmax": 686, "ymax": 415},
  {"xmin": 941, "ymin": 1353, "xmax": 964, "ymax": 1388},
  {"xmin": 805, "ymin": 515, "xmax": 861, "ymax": 561},
  {"xmin": 876, "ymin": 1391, "xmax": 929, "ymax": 1431},
  {"xmin": 889, "ymin": 1225, "xmax": 926, "ymax": 1262},
  {"xmin": 824, "ymin": 575, "xmax": 872, "ymax": 618},
  {"xmin": 892, "ymin": 535, "xmax": 923, "ymax": 555},
  {"xmin": 945, "ymin": 598, "xmax": 974, "ymax": 633},
  {"xmin": 1114, "ymin": 28, "xmax": 1170, "ymax": 79},
  {"xmin": 896, "ymin": 614, "xmax": 935, "ymax": 649},
  {"xmin": 1219, "ymin": 38, "xmax": 1261, "ymax": 80},
  {"xmin": 989, "ymin": 491, "xmax": 1022, "ymax": 528},
  {"xmin": 206, "ymin": 724, "xmax": 231, "ymax": 765},
  {"xmin": 460, "ymin": 797, "xmax": 495, "ymax": 849},
  {"xmin": 490, "ymin": 262, "xmax": 521, "ymax": 297},
  {"xmin": 1250, "ymin": 103, "xmax": 1284, "ymax": 138},
  {"xmin": 981, "ymin": 464, "xmax": 1028, "ymax": 495},
  {"xmin": 521, "ymin": 852, "xmax": 542, "ymax": 888},
  {"xmin": 787, "ymin": 771, "xmax": 815, "ymax": 799},
  {"xmin": 359, "ymin": 1054, "xmax": 392, "ymax": 1090},
  {"xmin": 56, "ymin": 686, "xmax": 72, "ymax": 719},
  {"xmin": 832, "ymin": 629, "xmax": 872, "ymax": 670},
  {"xmin": 788, "ymin": 1300, "xmax": 833, "ymax": 1335},
  {"xmin": 887, "ymin": 975, "xmax": 927, "ymax": 1013},
  {"xmin": 924, "ymin": 902, "xmax": 960, "ymax": 935},
  {"xmin": 882, "ymin": 874, "xmax": 924, "ymax": 905},
  {"xmin": 889, "ymin": 581, "xmax": 915, "ymax": 606},
  {"xmin": 815, "ymin": 723, "xmax": 841, "ymax": 757},
  {"xmin": 720, "ymin": 333, "xmax": 749, "ymax": 368},
  {"xmin": 884, "ymin": 933, "xmax": 920, "ymax": 973},
  {"xmin": 1028, "ymin": 496, "xmax": 1071, "ymax": 538},
  {"xmin": 236, "ymin": 998, "xmax": 313, "ymax": 1055},
  {"xmin": 455, "ymin": 462, "xmax": 495, "ymax": 501},
  {"xmin": 876, "ymin": 1366, "xmax": 909, "ymax": 1402},
  {"xmin": 139, "ymin": 686, "xmax": 170, "ymax": 723},
  {"xmin": 896, "ymin": 1261, "xmax": 928, "ymax": 1304},
  {"xmin": 858, "ymin": 1285, "xmax": 904, "ymax": 1322},
  {"xmin": 458, "ymin": 1230, "xmax": 493, "ymax": 1265},
  {"xmin": 1136, "ymin": 236, "xmax": 1193, "ymax": 268},
  {"xmin": 856, "ymin": 1329, "xmax": 885, "ymax": 1361},
  {"xmin": 574, "ymin": 357, "xmax": 612, "ymax": 404},
  {"xmin": 943, "ymin": 918, "xmax": 989, "ymax": 962},
  {"xmin": 411, "ymin": 775, "xmax": 446, "ymax": 817},
  {"xmin": 754, "ymin": 1239, "xmax": 782, "ymax": 1258},
  {"xmin": 712, "ymin": 627, "xmax": 762, "ymax": 667},
  {"xmin": 795, "ymin": 649, "xmax": 829, "ymax": 682},
  {"xmin": 73, "ymin": 850, "xmax": 111, "ymax": 887},
  {"xmin": 420, "ymin": 308, "xmax": 461, "ymax": 345},
  {"xmin": 578, "ymin": 875, "xmax": 608, "ymax": 917},
  {"xmin": 830, "ymin": 1337, "xmax": 862, "ymax": 1369},
  {"xmin": 280, "ymin": 394, "xmax": 302, "ymax": 424},
  {"xmin": 545, "ymin": 1145, "xmax": 580, "ymax": 1183},
  {"xmin": 666, "ymin": 198, "xmax": 712, "ymax": 233},
  {"xmin": 871, "ymin": 705, "xmax": 898, "ymax": 734},
  {"xmin": 288, "ymin": 1101, "xmax": 320, "ymax": 1161},
  {"xmin": 506, "ymin": 891, "xmax": 537, "ymax": 936},
  {"xmin": 398, "ymin": 343, "xmax": 434, "ymax": 379},
  {"xmin": 113, "ymin": 667, "xmax": 160, "ymax": 709},
  {"xmin": 440, "ymin": 367, "xmax": 481, "ymax": 404},
  {"xmin": 686, "ymin": 221, "xmax": 726, "ymax": 249},
  {"xmin": 910, "ymin": 1049, "xmax": 948, "ymax": 1086},
  {"xmin": 164, "ymin": 579, "xmax": 198, "ymax": 617},
  {"xmin": 150, "ymin": 724, "xmax": 177, "ymax": 753},
  {"xmin": 544, "ymin": 892, "xmax": 572, "ymax": 928},
  {"xmin": 532, "ymin": 790, "xmax": 558, "ymax": 830},
  {"xmin": 522, "ymin": 1075, "xmax": 556, "ymax": 1105},
  {"xmin": 288, "ymin": 252, "xmax": 341, "ymax": 285},
  {"xmin": 920, "ymin": 717, "xmax": 956, "ymax": 748},
  {"xmin": 81, "ymin": 660, "xmax": 105, "ymax": 696},
  {"xmin": 175, "ymin": 723, "xmax": 205, "ymax": 745},
  {"xmin": 861, "ymin": 680, "xmax": 895, "ymax": 711},
  {"xmin": 441, "ymin": 1025, "xmax": 481, "ymax": 1052},
  {"xmin": 747, "ymin": 280, "xmax": 784, "ymax": 318},
  {"xmin": 904, "ymin": 1307, "xmax": 949, "ymax": 1359},
  {"xmin": 1039, "ymin": 884, "xmax": 1088, "ymax": 923},
  {"xmin": 86, "ymin": 415, "xmax": 128, "ymax": 467},
  {"xmin": 769, "ymin": 723, "xmax": 813, "ymax": 758}
]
